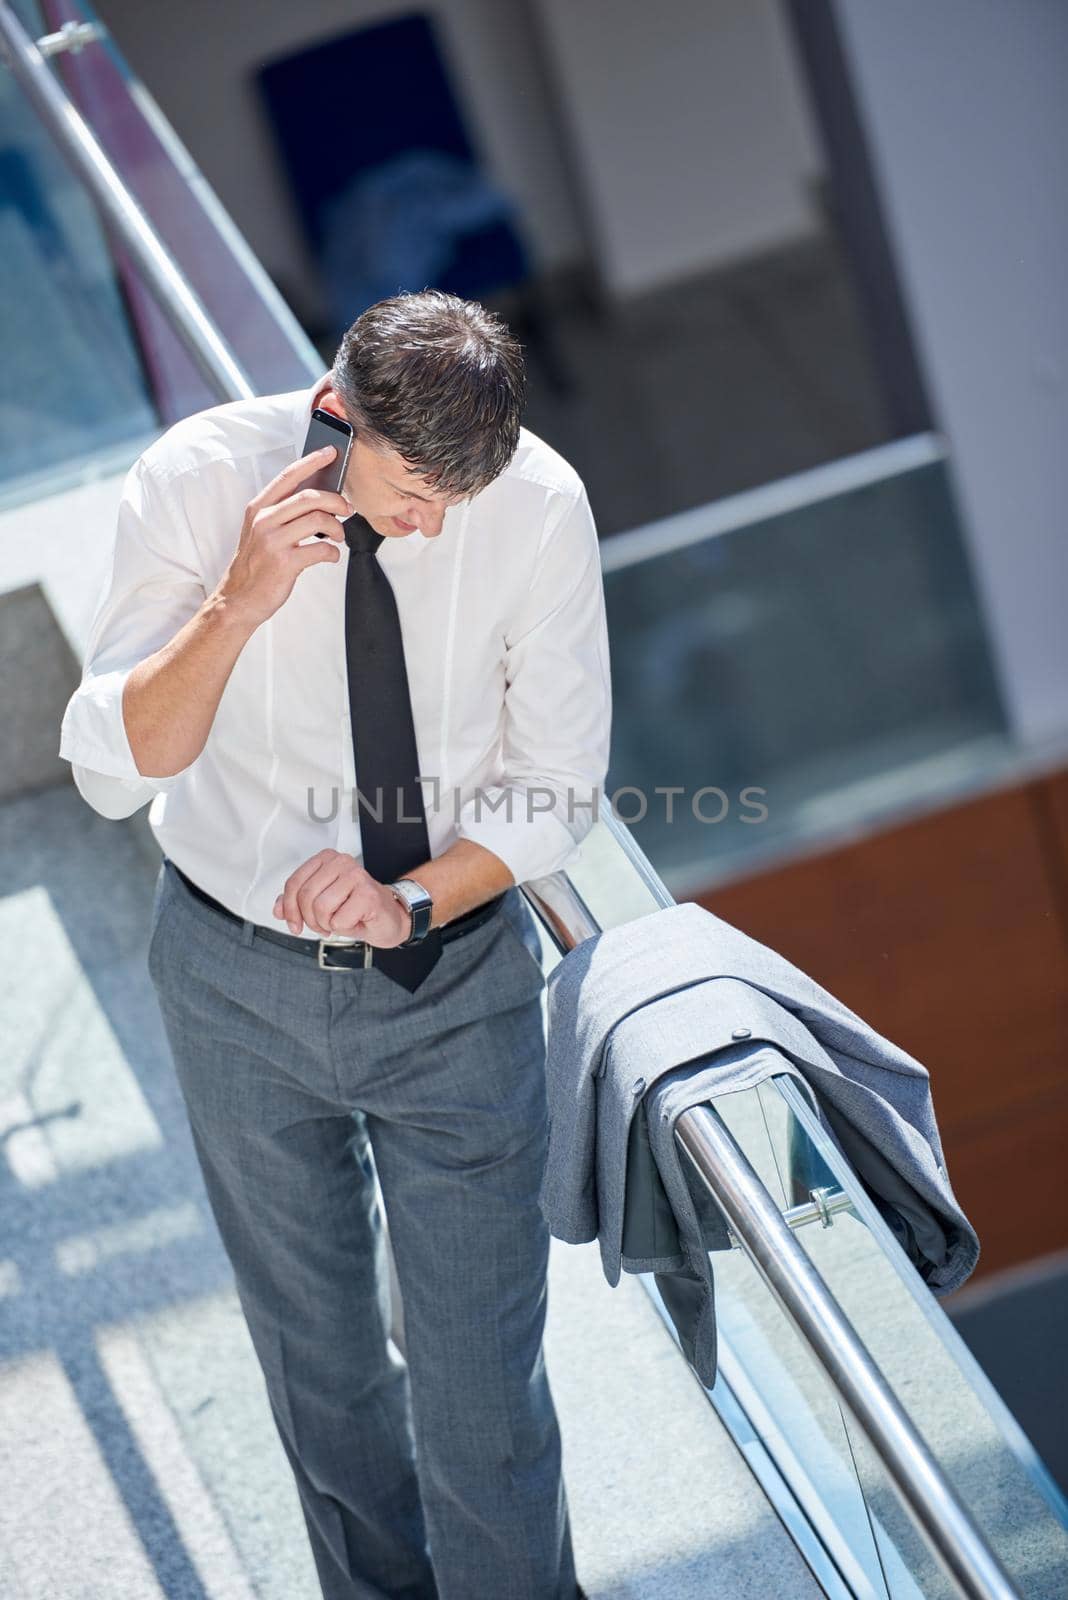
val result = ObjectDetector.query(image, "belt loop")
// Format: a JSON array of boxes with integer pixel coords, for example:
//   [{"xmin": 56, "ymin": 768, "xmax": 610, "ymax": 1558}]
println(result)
[{"xmin": 238, "ymin": 917, "xmax": 257, "ymax": 949}]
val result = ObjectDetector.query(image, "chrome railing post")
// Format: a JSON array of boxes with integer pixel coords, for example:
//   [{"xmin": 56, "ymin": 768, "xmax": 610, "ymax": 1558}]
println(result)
[{"xmin": 0, "ymin": 2, "xmax": 254, "ymax": 404}]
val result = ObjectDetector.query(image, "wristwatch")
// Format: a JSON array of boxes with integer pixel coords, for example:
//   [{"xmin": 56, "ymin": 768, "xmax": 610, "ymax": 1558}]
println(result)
[{"xmin": 388, "ymin": 877, "xmax": 434, "ymax": 946}]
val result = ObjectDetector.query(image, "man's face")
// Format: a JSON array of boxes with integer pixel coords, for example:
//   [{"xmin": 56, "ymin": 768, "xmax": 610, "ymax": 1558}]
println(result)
[
  {"xmin": 313, "ymin": 386, "xmax": 467, "ymax": 539},
  {"xmin": 343, "ymin": 435, "xmax": 468, "ymax": 539}
]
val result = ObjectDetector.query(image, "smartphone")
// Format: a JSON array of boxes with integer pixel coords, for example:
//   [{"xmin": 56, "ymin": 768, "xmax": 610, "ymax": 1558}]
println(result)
[{"xmin": 300, "ymin": 408, "xmax": 354, "ymax": 538}]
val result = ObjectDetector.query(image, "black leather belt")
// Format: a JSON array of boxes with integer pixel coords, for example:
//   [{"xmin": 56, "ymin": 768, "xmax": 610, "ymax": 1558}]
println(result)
[{"xmin": 168, "ymin": 859, "xmax": 506, "ymax": 970}]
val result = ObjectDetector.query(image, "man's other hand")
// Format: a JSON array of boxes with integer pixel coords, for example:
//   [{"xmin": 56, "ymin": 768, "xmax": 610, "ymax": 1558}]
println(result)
[{"xmin": 273, "ymin": 849, "xmax": 412, "ymax": 944}]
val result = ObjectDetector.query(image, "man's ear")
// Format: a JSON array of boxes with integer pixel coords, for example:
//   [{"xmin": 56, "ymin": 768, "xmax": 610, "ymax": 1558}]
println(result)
[{"xmin": 315, "ymin": 386, "xmax": 346, "ymax": 420}]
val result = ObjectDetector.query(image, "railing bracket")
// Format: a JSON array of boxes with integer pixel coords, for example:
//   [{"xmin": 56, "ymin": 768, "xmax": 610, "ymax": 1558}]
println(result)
[{"xmin": 35, "ymin": 20, "xmax": 104, "ymax": 59}]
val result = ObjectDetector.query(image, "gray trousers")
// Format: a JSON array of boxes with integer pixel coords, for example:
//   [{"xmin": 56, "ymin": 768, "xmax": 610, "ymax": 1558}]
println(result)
[{"xmin": 146, "ymin": 857, "xmax": 578, "ymax": 1600}]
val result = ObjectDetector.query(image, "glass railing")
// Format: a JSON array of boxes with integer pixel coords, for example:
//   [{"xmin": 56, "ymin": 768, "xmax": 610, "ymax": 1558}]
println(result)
[
  {"xmin": 693, "ymin": 1077, "xmax": 1068, "ymax": 1599},
  {"xmin": 599, "ymin": 440, "xmax": 1018, "ymax": 890},
  {"xmin": 524, "ymin": 813, "xmax": 1068, "ymax": 1600},
  {"xmin": 0, "ymin": 1, "xmax": 156, "ymax": 499},
  {"xmin": 0, "ymin": 0, "xmax": 320, "ymax": 509}
]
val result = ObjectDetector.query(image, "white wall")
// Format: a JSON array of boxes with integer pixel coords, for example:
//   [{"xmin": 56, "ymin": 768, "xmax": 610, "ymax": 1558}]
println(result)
[
  {"xmin": 529, "ymin": 0, "xmax": 824, "ymax": 297},
  {"xmin": 94, "ymin": 0, "xmax": 589, "ymax": 316},
  {"xmin": 832, "ymin": 0, "xmax": 1068, "ymax": 746},
  {"xmin": 98, "ymin": 0, "xmax": 826, "ymax": 313}
]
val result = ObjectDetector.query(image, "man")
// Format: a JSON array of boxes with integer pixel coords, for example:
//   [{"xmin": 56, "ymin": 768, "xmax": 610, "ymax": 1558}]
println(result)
[{"xmin": 60, "ymin": 290, "xmax": 610, "ymax": 1600}]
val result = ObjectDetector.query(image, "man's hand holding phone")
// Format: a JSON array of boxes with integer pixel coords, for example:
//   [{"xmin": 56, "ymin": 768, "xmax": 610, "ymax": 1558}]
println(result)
[
  {"xmin": 214, "ymin": 449, "xmax": 353, "ymax": 628},
  {"xmin": 123, "ymin": 429, "xmax": 354, "ymax": 781}
]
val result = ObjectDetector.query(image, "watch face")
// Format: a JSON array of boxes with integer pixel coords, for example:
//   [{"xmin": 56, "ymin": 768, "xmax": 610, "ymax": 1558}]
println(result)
[{"xmin": 394, "ymin": 880, "xmax": 433, "ymax": 944}]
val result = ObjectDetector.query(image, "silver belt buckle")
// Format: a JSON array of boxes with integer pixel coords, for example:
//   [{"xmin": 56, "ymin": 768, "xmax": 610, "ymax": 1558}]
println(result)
[{"xmin": 317, "ymin": 939, "xmax": 374, "ymax": 971}]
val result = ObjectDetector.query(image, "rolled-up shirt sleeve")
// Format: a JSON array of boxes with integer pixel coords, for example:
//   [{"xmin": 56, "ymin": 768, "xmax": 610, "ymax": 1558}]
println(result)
[
  {"xmin": 455, "ymin": 485, "xmax": 612, "ymax": 884},
  {"xmin": 59, "ymin": 454, "xmax": 207, "ymax": 818}
]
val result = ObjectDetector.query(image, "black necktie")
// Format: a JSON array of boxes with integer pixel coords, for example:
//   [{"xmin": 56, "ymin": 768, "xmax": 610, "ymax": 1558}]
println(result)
[{"xmin": 343, "ymin": 513, "xmax": 442, "ymax": 990}]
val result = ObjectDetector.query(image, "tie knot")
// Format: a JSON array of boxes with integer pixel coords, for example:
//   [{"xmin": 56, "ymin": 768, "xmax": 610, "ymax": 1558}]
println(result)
[{"xmin": 344, "ymin": 513, "xmax": 385, "ymax": 556}]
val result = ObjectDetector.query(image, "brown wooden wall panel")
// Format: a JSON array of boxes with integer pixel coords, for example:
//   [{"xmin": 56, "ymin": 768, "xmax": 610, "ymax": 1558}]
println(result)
[
  {"xmin": 1034, "ymin": 766, "xmax": 1068, "ymax": 922},
  {"xmin": 691, "ymin": 769, "xmax": 1068, "ymax": 1279},
  {"xmin": 943, "ymin": 1085, "xmax": 1068, "ymax": 1275}
]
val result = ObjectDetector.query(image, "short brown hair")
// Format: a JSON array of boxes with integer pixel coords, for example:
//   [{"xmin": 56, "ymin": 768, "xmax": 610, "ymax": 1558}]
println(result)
[{"xmin": 330, "ymin": 290, "xmax": 526, "ymax": 499}]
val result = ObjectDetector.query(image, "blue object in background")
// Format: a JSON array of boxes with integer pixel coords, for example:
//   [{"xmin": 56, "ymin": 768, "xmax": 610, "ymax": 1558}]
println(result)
[{"xmin": 256, "ymin": 13, "xmax": 530, "ymax": 334}]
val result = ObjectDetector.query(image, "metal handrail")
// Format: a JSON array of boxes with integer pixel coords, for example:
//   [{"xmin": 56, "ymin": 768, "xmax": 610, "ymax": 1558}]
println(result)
[
  {"xmin": 525, "ymin": 812, "xmax": 1021, "ymax": 1600},
  {"xmin": 597, "ymin": 432, "xmax": 946, "ymax": 574},
  {"xmin": 0, "ymin": 27, "xmax": 1022, "ymax": 1589},
  {"xmin": 677, "ymin": 1102, "xmax": 1020, "ymax": 1600},
  {"xmin": 0, "ymin": 2, "xmax": 253, "ymax": 404},
  {"xmin": 523, "ymin": 807, "xmax": 675, "ymax": 949}
]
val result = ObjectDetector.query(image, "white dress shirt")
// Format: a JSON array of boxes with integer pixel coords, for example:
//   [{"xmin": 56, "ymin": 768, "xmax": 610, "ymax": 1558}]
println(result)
[{"xmin": 59, "ymin": 372, "xmax": 612, "ymax": 935}]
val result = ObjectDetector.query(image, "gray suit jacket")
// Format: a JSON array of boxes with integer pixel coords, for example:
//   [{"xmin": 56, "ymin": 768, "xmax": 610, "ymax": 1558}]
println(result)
[{"xmin": 538, "ymin": 902, "xmax": 980, "ymax": 1387}]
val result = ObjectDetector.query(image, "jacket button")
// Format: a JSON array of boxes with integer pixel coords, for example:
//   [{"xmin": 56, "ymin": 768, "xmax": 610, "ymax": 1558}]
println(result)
[
  {"xmin": 632, "ymin": 1076, "xmax": 646, "ymax": 1095},
  {"xmin": 732, "ymin": 1027, "xmax": 751, "ymax": 1039}
]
